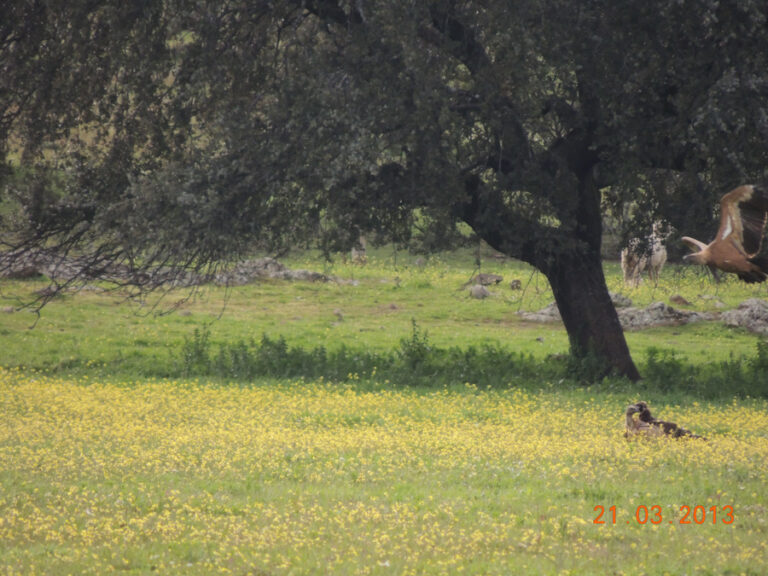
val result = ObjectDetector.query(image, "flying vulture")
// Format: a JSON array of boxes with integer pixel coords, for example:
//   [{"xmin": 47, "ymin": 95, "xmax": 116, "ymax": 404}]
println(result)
[
  {"xmin": 682, "ymin": 185, "xmax": 768, "ymax": 283},
  {"xmin": 624, "ymin": 402, "xmax": 706, "ymax": 440}
]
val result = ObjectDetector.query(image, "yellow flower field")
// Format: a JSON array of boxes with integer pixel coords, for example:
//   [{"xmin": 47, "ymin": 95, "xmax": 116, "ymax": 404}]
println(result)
[{"xmin": 1, "ymin": 368, "xmax": 767, "ymax": 575}]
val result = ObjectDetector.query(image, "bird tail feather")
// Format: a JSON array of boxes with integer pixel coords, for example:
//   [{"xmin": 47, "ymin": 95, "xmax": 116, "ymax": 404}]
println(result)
[
  {"xmin": 752, "ymin": 184, "xmax": 768, "ymax": 210},
  {"xmin": 748, "ymin": 254, "xmax": 768, "ymax": 273}
]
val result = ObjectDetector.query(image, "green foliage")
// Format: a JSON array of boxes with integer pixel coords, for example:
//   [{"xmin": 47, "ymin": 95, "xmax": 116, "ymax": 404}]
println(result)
[
  {"xmin": 752, "ymin": 338, "xmax": 768, "ymax": 372},
  {"xmin": 180, "ymin": 327, "xmax": 213, "ymax": 376},
  {"xmin": 398, "ymin": 319, "xmax": 432, "ymax": 370},
  {"xmin": 173, "ymin": 325, "xmax": 768, "ymax": 398},
  {"xmin": 642, "ymin": 342, "xmax": 768, "ymax": 399},
  {"xmin": 177, "ymin": 321, "xmax": 557, "ymax": 389},
  {"xmin": 643, "ymin": 347, "xmax": 690, "ymax": 392},
  {"xmin": 566, "ymin": 346, "xmax": 611, "ymax": 384},
  {"xmin": 5, "ymin": 1, "xmax": 768, "ymax": 378},
  {"xmin": 6, "ymin": 1, "xmax": 768, "ymax": 262}
]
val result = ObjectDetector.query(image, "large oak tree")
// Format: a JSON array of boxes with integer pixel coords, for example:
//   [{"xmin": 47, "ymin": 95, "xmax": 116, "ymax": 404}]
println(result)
[{"xmin": 2, "ymin": 0, "xmax": 768, "ymax": 380}]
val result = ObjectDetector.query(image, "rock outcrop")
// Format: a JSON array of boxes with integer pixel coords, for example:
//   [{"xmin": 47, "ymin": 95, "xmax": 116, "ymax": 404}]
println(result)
[
  {"xmin": 519, "ymin": 299, "xmax": 716, "ymax": 330},
  {"xmin": 213, "ymin": 258, "xmax": 327, "ymax": 285},
  {"xmin": 1, "ymin": 251, "xmax": 331, "ymax": 287},
  {"xmin": 721, "ymin": 299, "xmax": 768, "ymax": 335},
  {"xmin": 469, "ymin": 285, "xmax": 490, "ymax": 299}
]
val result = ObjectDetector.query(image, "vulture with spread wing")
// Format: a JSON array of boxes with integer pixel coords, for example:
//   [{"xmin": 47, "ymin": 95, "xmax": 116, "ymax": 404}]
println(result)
[
  {"xmin": 682, "ymin": 185, "xmax": 768, "ymax": 283},
  {"xmin": 624, "ymin": 401, "xmax": 706, "ymax": 440},
  {"xmin": 633, "ymin": 401, "xmax": 706, "ymax": 440}
]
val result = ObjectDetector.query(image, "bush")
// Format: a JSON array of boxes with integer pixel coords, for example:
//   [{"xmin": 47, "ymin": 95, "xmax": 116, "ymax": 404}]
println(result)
[
  {"xmin": 178, "ymin": 328, "xmax": 768, "ymax": 397},
  {"xmin": 177, "ymin": 321, "xmax": 565, "ymax": 389},
  {"xmin": 180, "ymin": 327, "xmax": 213, "ymax": 376},
  {"xmin": 398, "ymin": 319, "xmax": 432, "ymax": 370},
  {"xmin": 640, "ymin": 341, "xmax": 768, "ymax": 399}
]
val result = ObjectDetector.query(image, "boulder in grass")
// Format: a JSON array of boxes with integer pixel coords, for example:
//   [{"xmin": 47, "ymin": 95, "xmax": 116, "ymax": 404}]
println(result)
[
  {"xmin": 469, "ymin": 284, "xmax": 490, "ymax": 299},
  {"xmin": 617, "ymin": 302, "xmax": 710, "ymax": 331},
  {"xmin": 609, "ymin": 292, "xmax": 632, "ymax": 308},
  {"xmin": 474, "ymin": 273, "xmax": 503, "ymax": 286},
  {"xmin": 518, "ymin": 302, "xmax": 561, "ymax": 323},
  {"xmin": 721, "ymin": 299, "xmax": 768, "ymax": 335},
  {"xmin": 214, "ymin": 258, "xmax": 327, "ymax": 285},
  {"xmin": 519, "ymin": 300, "xmax": 713, "ymax": 330}
]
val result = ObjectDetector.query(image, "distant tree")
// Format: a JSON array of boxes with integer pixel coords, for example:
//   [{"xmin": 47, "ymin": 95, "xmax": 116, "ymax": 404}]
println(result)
[{"xmin": 3, "ymin": 1, "xmax": 768, "ymax": 380}]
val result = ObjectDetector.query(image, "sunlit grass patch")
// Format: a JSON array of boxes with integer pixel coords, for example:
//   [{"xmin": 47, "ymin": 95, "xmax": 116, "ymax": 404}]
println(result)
[{"xmin": 1, "ymin": 369, "xmax": 766, "ymax": 575}]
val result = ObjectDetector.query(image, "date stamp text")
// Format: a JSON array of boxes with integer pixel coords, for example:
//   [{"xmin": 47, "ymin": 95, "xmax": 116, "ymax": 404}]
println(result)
[{"xmin": 593, "ymin": 504, "xmax": 734, "ymax": 525}]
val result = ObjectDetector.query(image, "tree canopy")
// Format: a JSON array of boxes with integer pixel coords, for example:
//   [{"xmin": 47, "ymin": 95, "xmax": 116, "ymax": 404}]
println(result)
[{"xmin": 2, "ymin": 0, "xmax": 768, "ymax": 380}]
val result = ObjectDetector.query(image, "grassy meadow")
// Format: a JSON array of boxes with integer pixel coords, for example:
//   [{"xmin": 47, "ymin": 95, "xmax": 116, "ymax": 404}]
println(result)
[
  {"xmin": 1, "ymin": 248, "xmax": 768, "ymax": 574},
  {"xmin": 1, "ymin": 248, "xmax": 767, "ymax": 379}
]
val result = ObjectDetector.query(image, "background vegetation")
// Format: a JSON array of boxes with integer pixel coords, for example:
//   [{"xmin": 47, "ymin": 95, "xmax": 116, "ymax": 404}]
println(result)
[
  {"xmin": 1, "ymin": 247, "xmax": 767, "ymax": 397},
  {"xmin": 5, "ymin": 1, "xmax": 768, "ymax": 378}
]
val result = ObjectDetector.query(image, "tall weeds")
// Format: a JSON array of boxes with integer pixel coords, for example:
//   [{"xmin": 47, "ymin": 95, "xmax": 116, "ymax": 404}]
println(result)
[
  {"xmin": 178, "ymin": 322, "xmax": 549, "ymax": 388},
  {"xmin": 178, "ymin": 324, "xmax": 768, "ymax": 397}
]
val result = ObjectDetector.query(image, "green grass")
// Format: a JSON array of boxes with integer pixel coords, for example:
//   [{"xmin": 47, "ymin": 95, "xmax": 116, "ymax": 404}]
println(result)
[{"xmin": 0, "ymin": 246, "xmax": 766, "ymax": 384}]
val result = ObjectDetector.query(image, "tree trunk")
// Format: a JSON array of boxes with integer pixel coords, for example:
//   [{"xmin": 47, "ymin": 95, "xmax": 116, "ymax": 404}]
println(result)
[
  {"xmin": 545, "ymin": 251, "xmax": 641, "ymax": 381},
  {"xmin": 460, "ymin": 165, "xmax": 641, "ymax": 382}
]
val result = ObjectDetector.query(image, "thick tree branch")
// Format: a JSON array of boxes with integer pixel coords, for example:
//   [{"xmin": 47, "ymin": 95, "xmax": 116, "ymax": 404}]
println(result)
[
  {"xmin": 424, "ymin": 5, "xmax": 492, "ymax": 75},
  {"xmin": 459, "ymin": 174, "xmax": 570, "ymax": 272},
  {"xmin": 418, "ymin": 6, "xmax": 532, "ymax": 177},
  {"xmin": 301, "ymin": 0, "xmax": 363, "ymax": 26}
]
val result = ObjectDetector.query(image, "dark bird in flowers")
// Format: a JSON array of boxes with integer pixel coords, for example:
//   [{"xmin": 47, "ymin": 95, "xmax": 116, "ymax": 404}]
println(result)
[
  {"xmin": 682, "ymin": 185, "xmax": 768, "ymax": 283},
  {"xmin": 624, "ymin": 401, "xmax": 706, "ymax": 440},
  {"xmin": 624, "ymin": 403, "xmax": 661, "ymax": 439}
]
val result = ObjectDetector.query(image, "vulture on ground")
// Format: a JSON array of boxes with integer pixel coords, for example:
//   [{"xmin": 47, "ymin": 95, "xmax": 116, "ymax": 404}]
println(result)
[
  {"xmin": 624, "ymin": 403, "xmax": 662, "ymax": 439},
  {"xmin": 682, "ymin": 185, "xmax": 768, "ymax": 283},
  {"xmin": 624, "ymin": 402, "xmax": 706, "ymax": 440},
  {"xmin": 633, "ymin": 401, "xmax": 706, "ymax": 440}
]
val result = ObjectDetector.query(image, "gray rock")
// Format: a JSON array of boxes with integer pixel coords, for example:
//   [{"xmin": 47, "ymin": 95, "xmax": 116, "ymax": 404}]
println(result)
[
  {"xmin": 519, "ymin": 300, "xmax": 713, "ymax": 330},
  {"xmin": 474, "ymin": 273, "xmax": 503, "ymax": 285},
  {"xmin": 721, "ymin": 299, "xmax": 768, "ymax": 335},
  {"xmin": 214, "ymin": 258, "xmax": 327, "ymax": 285},
  {"xmin": 1, "ymin": 251, "xmax": 333, "ymax": 288},
  {"xmin": 518, "ymin": 301, "xmax": 561, "ymax": 322},
  {"xmin": 469, "ymin": 284, "xmax": 491, "ymax": 299},
  {"xmin": 617, "ymin": 301, "xmax": 711, "ymax": 330},
  {"xmin": 609, "ymin": 292, "xmax": 632, "ymax": 308}
]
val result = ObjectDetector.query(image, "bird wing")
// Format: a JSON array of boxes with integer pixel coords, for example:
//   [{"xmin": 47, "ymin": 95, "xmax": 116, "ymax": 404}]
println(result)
[
  {"xmin": 718, "ymin": 185, "xmax": 768, "ymax": 257},
  {"xmin": 650, "ymin": 420, "xmax": 679, "ymax": 435},
  {"xmin": 681, "ymin": 236, "xmax": 708, "ymax": 253}
]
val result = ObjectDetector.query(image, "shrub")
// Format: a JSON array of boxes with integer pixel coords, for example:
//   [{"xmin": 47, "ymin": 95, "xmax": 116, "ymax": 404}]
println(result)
[
  {"xmin": 180, "ymin": 327, "xmax": 213, "ymax": 376},
  {"xmin": 398, "ymin": 319, "xmax": 432, "ymax": 370},
  {"xmin": 177, "ymin": 328, "xmax": 768, "ymax": 398}
]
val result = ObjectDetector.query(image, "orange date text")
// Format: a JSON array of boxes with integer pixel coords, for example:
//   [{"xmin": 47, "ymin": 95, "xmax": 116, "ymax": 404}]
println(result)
[{"xmin": 593, "ymin": 504, "xmax": 734, "ymax": 525}]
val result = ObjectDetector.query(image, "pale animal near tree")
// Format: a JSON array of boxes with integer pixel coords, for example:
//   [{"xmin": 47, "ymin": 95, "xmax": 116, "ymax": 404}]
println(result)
[
  {"xmin": 620, "ymin": 223, "xmax": 667, "ymax": 287},
  {"xmin": 624, "ymin": 403, "xmax": 662, "ymax": 438}
]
